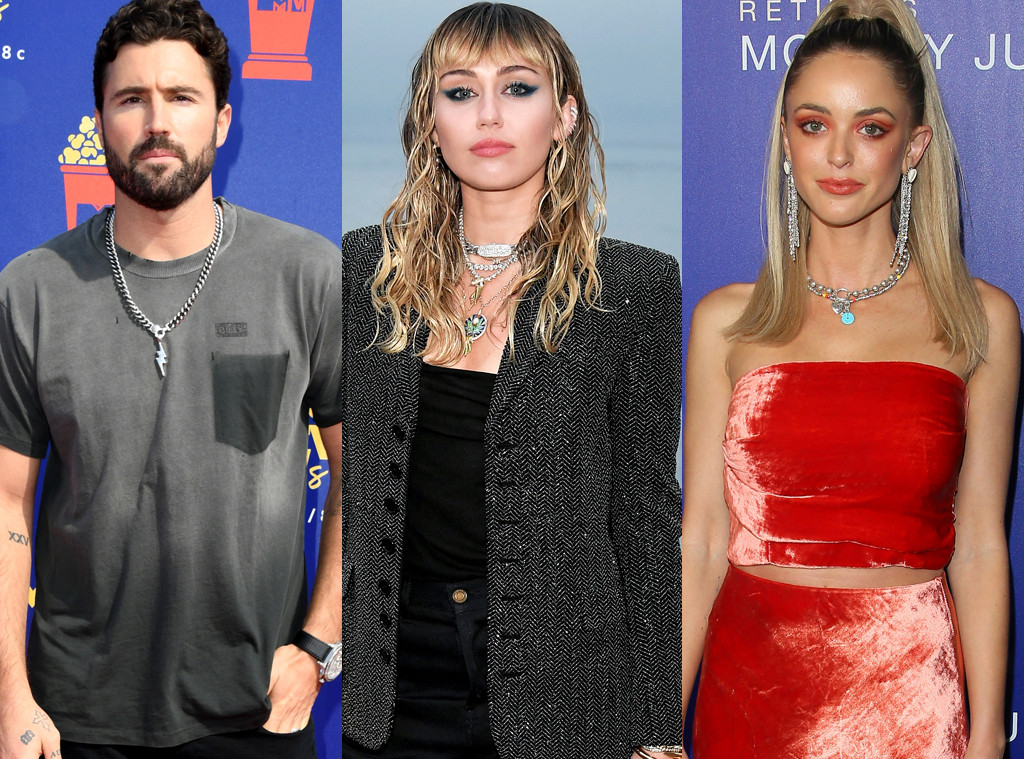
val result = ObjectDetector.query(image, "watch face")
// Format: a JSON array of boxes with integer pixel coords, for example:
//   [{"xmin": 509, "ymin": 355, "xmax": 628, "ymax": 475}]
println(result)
[{"xmin": 323, "ymin": 649, "xmax": 343, "ymax": 682}]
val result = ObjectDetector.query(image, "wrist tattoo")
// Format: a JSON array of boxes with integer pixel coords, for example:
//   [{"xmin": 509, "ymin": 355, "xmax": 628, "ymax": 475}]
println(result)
[
  {"xmin": 33, "ymin": 710, "xmax": 52, "ymax": 731},
  {"xmin": 8, "ymin": 531, "xmax": 29, "ymax": 545},
  {"xmin": 19, "ymin": 730, "xmax": 34, "ymax": 745},
  {"xmin": 52, "ymin": 751, "xmax": 61, "ymax": 757}
]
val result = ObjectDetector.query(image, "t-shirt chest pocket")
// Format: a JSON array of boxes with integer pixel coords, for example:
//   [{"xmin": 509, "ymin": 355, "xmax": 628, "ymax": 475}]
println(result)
[{"xmin": 212, "ymin": 351, "xmax": 290, "ymax": 454}]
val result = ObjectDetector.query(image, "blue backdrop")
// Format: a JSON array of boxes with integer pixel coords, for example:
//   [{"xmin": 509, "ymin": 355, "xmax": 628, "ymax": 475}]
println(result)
[
  {"xmin": 682, "ymin": 1, "xmax": 1024, "ymax": 750},
  {"xmin": 0, "ymin": 1, "xmax": 343, "ymax": 756}
]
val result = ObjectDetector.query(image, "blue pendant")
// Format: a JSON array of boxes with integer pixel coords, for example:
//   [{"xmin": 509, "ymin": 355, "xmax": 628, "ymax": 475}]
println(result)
[
  {"xmin": 841, "ymin": 312, "xmax": 854, "ymax": 325},
  {"xmin": 464, "ymin": 313, "xmax": 487, "ymax": 341}
]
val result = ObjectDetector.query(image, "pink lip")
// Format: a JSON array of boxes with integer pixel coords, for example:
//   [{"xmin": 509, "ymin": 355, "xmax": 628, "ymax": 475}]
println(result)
[
  {"xmin": 470, "ymin": 139, "xmax": 513, "ymax": 157},
  {"xmin": 816, "ymin": 178, "xmax": 864, "ymax": 195}
]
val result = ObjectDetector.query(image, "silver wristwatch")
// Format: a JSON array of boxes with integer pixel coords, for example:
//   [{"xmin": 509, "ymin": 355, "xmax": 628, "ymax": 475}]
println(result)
[{"xmin": 292, "ymin": 630, "xmax": 342, "ymax": 683}]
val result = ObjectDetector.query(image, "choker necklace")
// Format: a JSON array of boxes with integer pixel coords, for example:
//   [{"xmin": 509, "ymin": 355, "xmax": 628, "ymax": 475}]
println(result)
[
  {"xmin": 458, "ymin": 207, "xmax": 521, "ymax": 302},
  {"xmin": 458, "ymin": 207, "xmax": 521, "ymax": 259},
  {"xmin": 806, "ymin": 245, "xmax": 910, "ymax": 325},
  {"xmin": 462, "ymin": 264, "xmax": 520, "ymax": 355},
  {"xmin": 104, "ymin": 202, "xmax": 223, "ymax": 377}
]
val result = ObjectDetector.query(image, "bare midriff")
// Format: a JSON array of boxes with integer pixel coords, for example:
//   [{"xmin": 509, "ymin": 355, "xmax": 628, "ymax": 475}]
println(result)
[{"xmin": 737, "ymin": 563, "xmax": 945, "ymax": 589}]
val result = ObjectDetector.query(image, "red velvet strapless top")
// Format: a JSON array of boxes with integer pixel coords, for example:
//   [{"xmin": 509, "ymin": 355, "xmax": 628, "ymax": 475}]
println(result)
[{"xmin": 724, "ymin": 361, "xmax": 968, "ymax": 569}]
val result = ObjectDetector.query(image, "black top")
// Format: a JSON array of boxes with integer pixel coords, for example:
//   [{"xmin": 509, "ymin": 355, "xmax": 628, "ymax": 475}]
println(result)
[
  {"xmin": 403, "ymin": 362, "xmax": 495, "ymax": 581},
  {"xmin": 341, "ymin": 226, "xmax": 683, "ymax": 757}
]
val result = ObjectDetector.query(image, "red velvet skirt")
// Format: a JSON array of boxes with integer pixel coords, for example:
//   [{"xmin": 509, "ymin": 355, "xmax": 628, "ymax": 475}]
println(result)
[{"xmin": 693, "ymin": 567, "xmax": 967, "ymax": 758}]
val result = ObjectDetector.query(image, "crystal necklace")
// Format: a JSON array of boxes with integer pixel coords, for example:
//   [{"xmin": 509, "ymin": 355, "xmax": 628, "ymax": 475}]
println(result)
[
  {"xmin": 458, "ymin": 208, "xmax": 521, "ymax": 303},
  {"xmin": 806, "ymin": 244, "xmax": 910, "ymax": 325},
  {"xmin": 458, "ymin": 207, "xmax": 521, "ymax": 259},
  {"xmin": 104, "ymin": 202, "xmax": 223, "ymax": 377}
]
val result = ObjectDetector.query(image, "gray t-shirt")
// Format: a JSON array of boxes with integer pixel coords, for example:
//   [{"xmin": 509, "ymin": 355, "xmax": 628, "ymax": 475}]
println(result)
[{"xmin": 0, "ymin": 201, "xmax": 343, "ymax": 746}]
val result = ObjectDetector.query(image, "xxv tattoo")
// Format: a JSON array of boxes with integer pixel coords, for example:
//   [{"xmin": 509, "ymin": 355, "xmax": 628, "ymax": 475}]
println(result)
[{"xmin": 7, "ymin": 531, "xmax": 29, "ymax": 545}]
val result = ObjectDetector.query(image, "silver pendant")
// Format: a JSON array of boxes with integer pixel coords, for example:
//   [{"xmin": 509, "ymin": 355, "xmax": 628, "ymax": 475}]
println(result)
[
  {"xmin": 151, "ymin": 326, "xmax": 168, "ymax": 377},
  {"xmin": 830, "ymin": 297, "xmax": 854, "ymax": 325}
]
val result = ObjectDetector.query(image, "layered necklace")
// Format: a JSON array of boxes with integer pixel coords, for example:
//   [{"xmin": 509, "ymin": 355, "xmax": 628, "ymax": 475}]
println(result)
[
  {"xmin": 104, "ymin": 202, "xmax": 223, "ymax": 377},
  {"xmin": 806, "ymin": 241, "xmax": 910, "ymax": 325},
  {"xmin": 458, "ymin": 208, "xmax": 522, "ymax": 354}
]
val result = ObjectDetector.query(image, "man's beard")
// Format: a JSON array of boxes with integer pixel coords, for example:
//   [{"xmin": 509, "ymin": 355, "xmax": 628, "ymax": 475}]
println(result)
[{"xmin": 105, "ymin": 131, "xmax": 217, "ymax": 212}]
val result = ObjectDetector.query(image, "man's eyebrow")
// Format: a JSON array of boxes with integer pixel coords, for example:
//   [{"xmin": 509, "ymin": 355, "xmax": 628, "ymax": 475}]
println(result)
[{"xmin": 110, "ymin": 84, "xmax": 206, "ymax": 99}]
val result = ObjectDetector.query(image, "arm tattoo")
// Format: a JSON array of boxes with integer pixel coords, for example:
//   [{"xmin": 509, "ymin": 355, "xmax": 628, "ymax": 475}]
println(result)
[
  {"xmin": 33, "ymin": 710, "xmax": 52, "ymax": 731},
  {"xmin": 7, "ymin": 531, "xmax": 29, "ymax": 545},
  {"xmin": 19, "ymin": 730, "xmax": 34, "ymax": 745},
  {"xmin": 52, "ymin": 752, "xmax": 61, "ymax": 757}
]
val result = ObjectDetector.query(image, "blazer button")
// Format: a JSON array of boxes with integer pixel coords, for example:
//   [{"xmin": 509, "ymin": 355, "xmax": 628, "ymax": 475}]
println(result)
[
  {"xmin": 383, "ymin": 497, "xmax": 398, "ymax": 514},
  {"xmin": 377, "ymin": 578, "xmax": 392, "ymax": 596},
  {"xmin": 452, "ymin": 588, "xmax": 468, "ymax": 604},
  {"xmin": 380, "ymin": 612, "xmax": 393, "ymax": 628},
  {"xmin": 379, "ymin": 647, "xmax": 391, "ymax": 664},
  {"xmin": 380, "ymin": 537, "xmax": 396, "ymax": 554},
  {"xmin": 389, "ymin": 462, "xmax": 402, "ymax": 479},
  {"xmin": 391, "ymin": 423, "xmax": 406, "ymax": 441}
]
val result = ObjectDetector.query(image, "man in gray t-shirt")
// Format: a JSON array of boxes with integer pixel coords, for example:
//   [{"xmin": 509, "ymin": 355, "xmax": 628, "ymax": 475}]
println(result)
[{"xmin": 0, "ymin": 2, "xmax": 342, "ymax": 757}]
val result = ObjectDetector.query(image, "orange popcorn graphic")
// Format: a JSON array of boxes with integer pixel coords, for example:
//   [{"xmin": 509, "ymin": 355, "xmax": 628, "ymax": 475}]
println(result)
[{"xmin": 58, "ymin": 116, "xmax": 114, "ymax": 230}]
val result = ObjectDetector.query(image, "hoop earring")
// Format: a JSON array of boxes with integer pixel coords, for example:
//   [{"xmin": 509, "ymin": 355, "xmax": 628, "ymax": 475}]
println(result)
[
  {"xmin": 890, "ymin": 166, "xmax": 917, "ymax": 267},
  {"xmin": 784, "ymin": 158, "xmax": 799, "ymax": 262}
]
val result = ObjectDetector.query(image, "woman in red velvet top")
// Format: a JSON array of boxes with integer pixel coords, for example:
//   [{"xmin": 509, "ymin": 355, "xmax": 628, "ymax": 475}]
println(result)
[{"xmin": 682, "ymin": 1, "xmax": 1019, "ymax": 758}]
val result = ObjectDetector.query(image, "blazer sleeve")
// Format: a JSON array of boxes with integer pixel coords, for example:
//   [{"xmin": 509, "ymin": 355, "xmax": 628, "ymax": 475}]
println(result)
[{"xmin": 607, "ymin": 252, "xmax": 684, "ymax": 745}]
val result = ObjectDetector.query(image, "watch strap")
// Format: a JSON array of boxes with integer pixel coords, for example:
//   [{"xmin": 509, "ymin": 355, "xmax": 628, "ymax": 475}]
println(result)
[{"xmin": 292, "ymin": 630, "xmax": 332, "ymax": 664}]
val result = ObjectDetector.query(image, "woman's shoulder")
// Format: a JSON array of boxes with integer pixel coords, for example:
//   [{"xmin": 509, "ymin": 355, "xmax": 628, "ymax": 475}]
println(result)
[
  {"xmin": 974, "ymin": 277, "xmax": 1020, "ymax": 331},
  {"xmin": 692, "ymin": 282, "xmax": 753, "ymax": 332},
  {"xmin": 341, "ymin": 225, "xmax": 386, "ymax": 274},
  {"xmin": 342, "ymin": 225, "xmax": 384, "ymax": 252},
  {"xmin": 598, "ymin": 237, "xmax": 678, "ymax": 277},
  {"xmin": 596, "ymin": 238, "xmax": 680, "ymax": 307},
  {"xmin": 973, "ymin": 277, "xmax": 1021, "ymax": 374}
]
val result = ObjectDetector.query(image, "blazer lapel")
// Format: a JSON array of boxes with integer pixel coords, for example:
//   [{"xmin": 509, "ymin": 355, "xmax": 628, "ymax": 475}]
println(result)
[{"xmin": 488, "ymin": 284, "xmax": 542, "ymax": 422}]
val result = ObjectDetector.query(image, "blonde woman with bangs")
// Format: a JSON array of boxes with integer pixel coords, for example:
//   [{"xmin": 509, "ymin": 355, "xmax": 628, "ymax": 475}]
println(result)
[
  {"xmin": 683, "ymin": 0, "xmax": 1018, "ymax": 757},
  {"xmin": 340, "ymin": 3, "xmax": 682, "ymax": 759}
]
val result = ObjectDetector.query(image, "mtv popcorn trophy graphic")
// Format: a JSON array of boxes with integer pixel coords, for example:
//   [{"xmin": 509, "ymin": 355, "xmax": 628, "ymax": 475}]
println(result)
[
  {"xmin": 242, "ymin": 0, "xmax": 315, "ymax": 81},
  {"xmin": 58, "ymin": 115, "xmax": 113, "ymax": 230}
]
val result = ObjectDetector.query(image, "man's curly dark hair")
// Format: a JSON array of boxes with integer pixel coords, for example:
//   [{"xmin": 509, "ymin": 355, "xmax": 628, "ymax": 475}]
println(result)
[{"xmin": 93, "ymin": 0, "xmax": 231, "ymax": 112}]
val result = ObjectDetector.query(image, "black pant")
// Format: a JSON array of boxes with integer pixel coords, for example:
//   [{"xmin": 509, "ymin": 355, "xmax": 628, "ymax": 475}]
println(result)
[
  {"xmin": 61, "ymin": 722, "xmax": 316, "ymax": 759},
  {"xmin": 342, "ymin": 578, "xmax": 498, "ymax": 759}
]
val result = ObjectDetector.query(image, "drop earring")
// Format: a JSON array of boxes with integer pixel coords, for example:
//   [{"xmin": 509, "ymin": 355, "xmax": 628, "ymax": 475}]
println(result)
[
  {"xmin": 784, "ymin": 158, "xmax": 799, "ymax": 262},
  {"xmin": 890, "ymin": 166, "xmax": 916, "ymax": 267}
]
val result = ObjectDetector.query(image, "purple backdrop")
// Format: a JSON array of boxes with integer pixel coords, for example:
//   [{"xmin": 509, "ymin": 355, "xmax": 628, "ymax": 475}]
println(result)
[{"xmin": 682, "ymin": 1, "xmax": 1024, "ymax": 749}]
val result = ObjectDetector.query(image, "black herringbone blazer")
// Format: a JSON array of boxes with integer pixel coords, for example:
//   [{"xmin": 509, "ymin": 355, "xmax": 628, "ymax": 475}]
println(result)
[{"xmin": 340, "ymin": 226, "xmax": 682, "ymax": 759}]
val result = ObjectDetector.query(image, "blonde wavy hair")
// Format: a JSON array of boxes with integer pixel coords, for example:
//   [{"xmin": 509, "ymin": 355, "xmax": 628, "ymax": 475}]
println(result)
[
  {"xmin": 728, "ymin": 0, "xmax": 988, "ymax": 374},
  {"xmin": 371, "ymin": 2, "xmax": 607, "ymax": 363}
]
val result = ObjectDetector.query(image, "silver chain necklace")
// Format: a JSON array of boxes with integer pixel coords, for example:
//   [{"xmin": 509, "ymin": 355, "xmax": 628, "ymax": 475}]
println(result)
[
  {"xmin": 461, "ymin": 264, "xmax": 521, "ymax": 355},
  {"xmin": 104, "ymin": 202, "xmax": 223, "ymax": 377},
  {"xmin": 806, "ymin": 244, "xmax": 910, "ymax": 325},
  {"xmin": 458, "ymin": 207, "xmax": 521, "ymax": 303}
]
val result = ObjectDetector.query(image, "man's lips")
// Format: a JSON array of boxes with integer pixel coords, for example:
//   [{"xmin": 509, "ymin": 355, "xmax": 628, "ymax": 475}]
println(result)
[
  {"xmin": 816, "ymin": 178, "xmax": 865, "ymax": 195},
  {"xmin": 470, "ymin": 139, "xmax": 513, "ymax": 157},
  {"xmin": 139, "ymin": 150, "xmax": 180, "ymax": 160}
]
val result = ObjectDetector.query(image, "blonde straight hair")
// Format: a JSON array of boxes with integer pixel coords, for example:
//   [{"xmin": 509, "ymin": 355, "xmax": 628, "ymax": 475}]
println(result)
[
  {"xmin": 728, "ymin": 0, "xmax": 988, "ymax": 374},
  {"xmin": 371, "ymin": 2, "xmax": 607, "ymax": 364}
]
